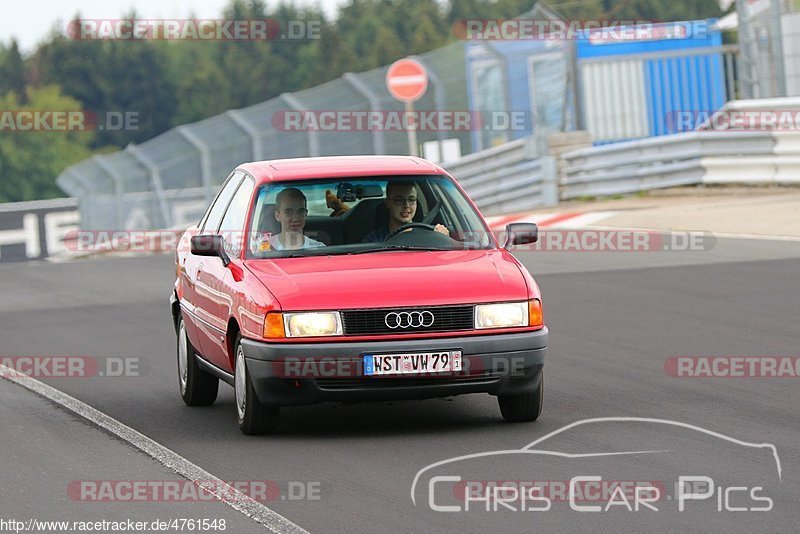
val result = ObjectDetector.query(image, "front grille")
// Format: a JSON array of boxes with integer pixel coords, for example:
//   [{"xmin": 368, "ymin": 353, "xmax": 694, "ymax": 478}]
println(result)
[
  {"xmin": 315, "ymin": 370, "xmax": 504, "ymax": 390},
  {"xmin": 341, "ymin": 305, "xmax": 474, "ymax": 336}
]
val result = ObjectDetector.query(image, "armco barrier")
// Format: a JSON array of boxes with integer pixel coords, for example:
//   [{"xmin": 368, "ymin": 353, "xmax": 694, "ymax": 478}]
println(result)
[
  {"xmin": 0, "ymin": 198, "xmax": 80, "ymax": 262},
  {"xmin": 702, "ymin": 155, "xmax": 800, "ymax": 184},
  {"xmin": 559, "ymin": 130, "xmax": 800, "ymax": 198},
  {"xmin": 444, "ymin": 137, "xmax": 559, "ymax": 216}
]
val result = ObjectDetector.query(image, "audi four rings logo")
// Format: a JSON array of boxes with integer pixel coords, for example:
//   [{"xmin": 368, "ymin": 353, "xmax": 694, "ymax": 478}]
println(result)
[{"xmin": 385, "ymin": 311, "xmax": 435, "ymax": 329}]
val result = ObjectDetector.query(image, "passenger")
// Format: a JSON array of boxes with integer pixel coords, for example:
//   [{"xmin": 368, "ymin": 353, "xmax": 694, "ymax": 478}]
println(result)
[
  {"xmin": 362, "ymin": 181, "xmax": 449, "ymax": 242},
  {"xmin": 269, "ymin": 188, "xmax": 325, "ymax": 250}
]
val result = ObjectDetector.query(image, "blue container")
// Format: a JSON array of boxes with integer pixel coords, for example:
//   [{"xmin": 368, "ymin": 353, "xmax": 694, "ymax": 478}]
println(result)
[{"xmin": 465, "ymin": 20, "xmax": 726, "ymax": 147}]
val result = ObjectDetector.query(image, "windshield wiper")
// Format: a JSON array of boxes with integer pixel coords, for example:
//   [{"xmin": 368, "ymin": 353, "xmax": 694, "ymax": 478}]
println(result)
[{"xmin": 348, "ymin": 245, "xmax": 451, "ymax": 255}]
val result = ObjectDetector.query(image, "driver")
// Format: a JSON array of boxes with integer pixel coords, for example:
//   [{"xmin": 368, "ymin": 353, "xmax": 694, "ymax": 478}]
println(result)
[{"xmin": 362, "ymin": 181, "xmax": 449, "ymax": 242}]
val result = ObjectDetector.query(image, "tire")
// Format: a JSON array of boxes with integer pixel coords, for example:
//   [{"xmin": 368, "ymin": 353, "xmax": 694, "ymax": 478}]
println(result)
[
  {"xmin": 234, "ymin": 335, "xmax": 279, "ymax": 435},
  {"xmin": 177, "ymin": 315, "xmax": 219, "ymax": 406},
  {"xmin": 498, "ymin": 372, "xmax": 544, "ymax": 422}
]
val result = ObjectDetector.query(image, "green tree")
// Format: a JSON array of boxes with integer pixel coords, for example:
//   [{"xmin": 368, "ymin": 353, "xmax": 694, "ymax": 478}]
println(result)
[
  {"xmin": 296, "ymin": 21, "xmax": 358, "ymax": 85},
  {"xmin": 32, "ymin": 18, "xmax": 177, "ymax": 148},
  {"xmin": 370, "ymin": 25, "xmax": 407, "ymax": 68},
  {"xmin": 0, "ymin": 39, "xmax": 26, "ymax": 102},
  {"xmin": 30, "ymin": 32, "xmax": 107, "ymax": 119},
  {"xmin": 167, "ymin": 42, "xmax": 232, "ymax": 124},
  {"xmin": 0, "ymin": 86, "xmax": 93, "ymax": 202},
  {"xmin": 411, "ymin": 13, "xmax": 448, "ymax": 55},
  {"xmin": 101, "ymin": 40, "xmax": 178, "ymax": 145}
]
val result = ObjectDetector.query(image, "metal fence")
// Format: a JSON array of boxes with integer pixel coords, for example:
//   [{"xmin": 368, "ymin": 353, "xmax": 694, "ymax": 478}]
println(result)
[
  {"xmin": 57, "ymin": 42, "xmax": 473, "ymax": 230},
  {"xmin": 734, "ymin": 0, "xmax": 800, "ymax": 98},
  {"xmin": 56, "ymin": 8, "xmax": 800, "ymax": 231},
  {"xmin": 58, "ymin": 40, "xmax": 740, "ymax": 230}
]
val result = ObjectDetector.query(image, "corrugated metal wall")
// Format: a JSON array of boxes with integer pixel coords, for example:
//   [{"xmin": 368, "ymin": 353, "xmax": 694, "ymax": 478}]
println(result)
[{"xmin": 581, "ymin": 59, "xmax": 650, "ymax": 142}]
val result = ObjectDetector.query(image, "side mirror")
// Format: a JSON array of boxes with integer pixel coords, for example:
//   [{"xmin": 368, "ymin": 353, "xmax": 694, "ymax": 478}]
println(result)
[
  {"xmin": 191, "ymin": 235, "xmax": 231, "ymax": 266},
  {"xmin": 503, "ymin": 223, "xmax": 538, "ymax": 249}
]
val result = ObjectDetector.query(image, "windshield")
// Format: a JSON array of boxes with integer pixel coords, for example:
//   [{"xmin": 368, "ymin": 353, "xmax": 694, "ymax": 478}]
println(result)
[{"xmin": 246, "ymin": 175, "xmax": 494, "ymax": 259}]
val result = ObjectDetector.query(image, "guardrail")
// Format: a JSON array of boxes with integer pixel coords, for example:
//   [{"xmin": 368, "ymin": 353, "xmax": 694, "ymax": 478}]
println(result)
[
  {"xmin": 447, "ymin": 98, "xmax": 800, "ymax": 208},
  {"xmin": 560, "ymin": 130, "xmax": 800, "ymax": 198},
  {"xmin": 444, "ymin": 137, "xmax": 559, "ymax": 216}
]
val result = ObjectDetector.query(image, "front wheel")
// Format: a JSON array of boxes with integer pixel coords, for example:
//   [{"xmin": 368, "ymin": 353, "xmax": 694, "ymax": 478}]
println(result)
[
  {"xmin": 177, "ymin": 316, "xmax": 218, "ymax": 406},
  {"xmin": 234, "ymin": 335, "xmax": 279, "ymax": 435},
  {"xmin": 498, "ymin": 372, "xmax": 543, "ymax": 422}
]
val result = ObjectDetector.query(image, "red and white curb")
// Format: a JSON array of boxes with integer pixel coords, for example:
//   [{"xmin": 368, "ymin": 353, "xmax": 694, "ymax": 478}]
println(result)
[{"xmin": 486, "ymin": 211, "xmax": 618, "ymax": 232}]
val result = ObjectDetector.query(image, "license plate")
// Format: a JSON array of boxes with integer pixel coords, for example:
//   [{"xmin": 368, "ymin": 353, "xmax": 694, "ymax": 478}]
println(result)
[{"xmin": 363, "ymin": 350, "xmax": 462, "ymax": 376}]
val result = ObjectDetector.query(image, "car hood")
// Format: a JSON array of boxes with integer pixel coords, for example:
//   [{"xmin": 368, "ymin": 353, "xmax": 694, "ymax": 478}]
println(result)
[{"xmin": 245, "ymin": 250, "xmax": 529, "ymax": 311}]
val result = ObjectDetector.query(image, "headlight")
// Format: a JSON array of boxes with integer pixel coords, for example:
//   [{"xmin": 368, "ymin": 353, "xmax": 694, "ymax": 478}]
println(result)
[
  {"xmin": 474, "ymin": 302, "xmax": 528, "ymax": 329},
  {"xmin": 284, "ymin": 312, "xmax": 343, "ymax": 337}
]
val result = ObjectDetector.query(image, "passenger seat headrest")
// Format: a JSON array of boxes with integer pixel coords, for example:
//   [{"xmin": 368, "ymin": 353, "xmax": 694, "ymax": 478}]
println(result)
[{"xmin": 258, "ymin": 203, "xmax": 280, "ymax": 235}]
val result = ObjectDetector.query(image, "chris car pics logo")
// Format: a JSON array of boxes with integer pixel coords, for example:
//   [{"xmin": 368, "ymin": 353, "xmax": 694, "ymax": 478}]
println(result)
[{"xmin": 411, "ymin": 417, "xmax": 781, "ymax": 514}]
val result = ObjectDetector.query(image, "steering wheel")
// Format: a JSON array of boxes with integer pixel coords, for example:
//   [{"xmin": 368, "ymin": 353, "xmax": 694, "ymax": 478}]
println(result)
[{"xmin": 386, "ymin": 222, "xmax": 435, "ymax": 239}]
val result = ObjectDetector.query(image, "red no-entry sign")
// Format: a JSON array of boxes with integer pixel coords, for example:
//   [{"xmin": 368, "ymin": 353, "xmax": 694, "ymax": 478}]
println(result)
[{"xmin": 386, "ymin": 58, "xmax": 428, "ymax": 103}]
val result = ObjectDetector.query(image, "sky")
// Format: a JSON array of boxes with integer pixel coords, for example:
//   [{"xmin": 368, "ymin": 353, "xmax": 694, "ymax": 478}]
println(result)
[{"xmin": 2, "ymin": 0, "xmax": 346, "ymax": 53}]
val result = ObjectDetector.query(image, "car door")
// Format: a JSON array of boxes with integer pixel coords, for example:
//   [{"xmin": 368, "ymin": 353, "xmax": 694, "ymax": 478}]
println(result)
[
  {"xmin": 185, "ymin": 172, "xmax": 244, "ymax": 365},
  {"xmin": 196, "ymin": 174, "xmax": 255, "ymax": 371}
]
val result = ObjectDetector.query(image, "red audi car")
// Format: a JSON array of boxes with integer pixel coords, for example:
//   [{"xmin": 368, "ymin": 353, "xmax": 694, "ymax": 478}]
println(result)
[{"xmin": 170, "ymin": 156, "xmax": 548, "ymax": 434}]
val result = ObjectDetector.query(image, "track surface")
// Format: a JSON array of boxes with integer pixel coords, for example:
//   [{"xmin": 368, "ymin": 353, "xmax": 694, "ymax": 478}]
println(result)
[{"xmin": 1, "ymin": 239, "xmax": 799, "ymax": 532}]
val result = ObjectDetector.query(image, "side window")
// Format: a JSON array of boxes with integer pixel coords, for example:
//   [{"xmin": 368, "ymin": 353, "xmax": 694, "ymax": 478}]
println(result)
[
  {"xmin": 218, "ymin": 176, "xmax": 255, "ymax": 258},
  {"xmin": 201, "ymin": 172, "xmax": 244, "ymax": 233}
]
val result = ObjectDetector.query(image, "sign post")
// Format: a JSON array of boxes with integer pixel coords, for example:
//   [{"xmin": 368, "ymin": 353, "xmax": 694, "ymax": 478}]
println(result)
[{"xmin": 386, "ymin": 58, "xmax": 428, "ymax": 157}]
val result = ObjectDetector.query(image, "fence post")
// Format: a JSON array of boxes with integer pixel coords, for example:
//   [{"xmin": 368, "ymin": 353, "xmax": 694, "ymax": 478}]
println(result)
[
  {"xmin": 540, "ymin": 156, "xmax": 559, "ymax": 206},
  {"xmin": 280, "ymin": 92, "xmax": 320, "ymax": 157},
  {"xmin": 92, "ymin": 155, "xmax": 126, "ymax": 229},
  {"xmin": 177, "ymin": 126, "xmax": 213, "ymax": 205},
  {"xmin": 226, "ymin": 110, "xmax": 263, "ymax": 161},
  {"xmin": 736, "ymin": 0, "xmax": 757, "ymax": 98},
  {"xmin": 61, "ymin": 168, "xmax": 93, "ymax": 229},
  {"xmin": 411, "ymin": 55, "xmax": 447, "ymax": 154},
  {"xmin": 126, "ymin": 144, "xmax": 172, "ymax": 228},
  {"xmin": 343, "ymin": 73, "xmax": 386, "ymax": 155}
]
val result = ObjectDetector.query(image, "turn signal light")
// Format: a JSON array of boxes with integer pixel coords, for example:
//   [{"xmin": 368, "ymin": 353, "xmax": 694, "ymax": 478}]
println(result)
[
  {"xmin": 263, "ymin": 312, "xmax": 285, "ymax": 339},
  {"xmin": 528, "ymin": 299, "xmax": 544, "ymax": 328}
]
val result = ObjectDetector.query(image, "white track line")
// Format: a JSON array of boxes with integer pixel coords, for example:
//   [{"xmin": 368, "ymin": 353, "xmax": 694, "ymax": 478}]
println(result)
[
  {"xmin": 551, "ymin": 211, "xmax": 617, "ymax": 228},
  {"xmin": 583, "ymin": 224, "xmax": 800, "ymax": 242},
  {"xmin": 0, "ymin": 364, "xmax": 309, "ymax": 534}
]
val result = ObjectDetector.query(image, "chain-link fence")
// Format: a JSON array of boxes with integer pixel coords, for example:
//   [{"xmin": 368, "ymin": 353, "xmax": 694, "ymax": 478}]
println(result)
[
  {"xmin": 735, "ymin": 0, "xmax": 800, "ymax": 98},
  {"xmin": 58, "ymin": 6, "xmax": 799, "ymax": 231},
  {"xmin": 57, "ymin": 42, "xmax": 475, "ymax": 230}
]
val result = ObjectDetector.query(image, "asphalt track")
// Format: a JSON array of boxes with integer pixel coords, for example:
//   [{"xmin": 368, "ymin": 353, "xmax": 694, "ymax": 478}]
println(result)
[{"xmin": 1, "ymin": 238, "xmax": 799, "ymax": 533}]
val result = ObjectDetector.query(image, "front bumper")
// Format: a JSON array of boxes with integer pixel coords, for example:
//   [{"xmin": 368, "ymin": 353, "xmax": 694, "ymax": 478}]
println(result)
[{"xmin": 240, "ymin": 328, "xmax": 548, "ymax": 406}]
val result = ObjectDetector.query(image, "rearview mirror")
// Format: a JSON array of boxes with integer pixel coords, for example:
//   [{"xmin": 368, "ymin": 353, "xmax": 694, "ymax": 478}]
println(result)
[
  {"xmin": 191, "ymin": 235, "xmax": 231, "ymax": 266},
  {"xmin": 337, "ymin": 182, "xmax": 384, "ymax": 202},
  {"xmin": 503, "ymin": 223, "xmax": 538, "ymax": 249}
]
